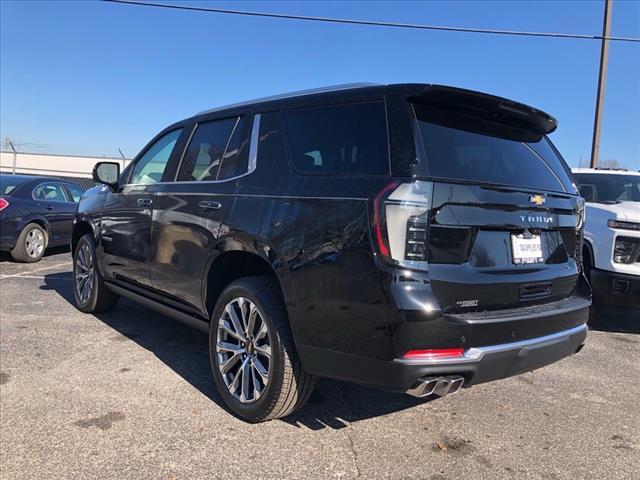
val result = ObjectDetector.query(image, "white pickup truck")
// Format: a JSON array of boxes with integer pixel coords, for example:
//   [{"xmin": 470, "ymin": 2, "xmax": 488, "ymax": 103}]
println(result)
[{"xmin": 572, "ymin": 168, "xmax": 640, "ymax": 310}]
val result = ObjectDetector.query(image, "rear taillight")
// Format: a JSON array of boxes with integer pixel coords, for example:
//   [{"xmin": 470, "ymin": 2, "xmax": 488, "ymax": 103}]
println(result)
[
  {"xmin": 372, "ymin": 181, "xmax": 433, "ymax": 269},
  {"xmin": 403, "ymin": 348, "xmax": 465, "ymax": 360},
  {"xmin": 0, "ymin": 198, "xmax": 9, "ymax": 211}
]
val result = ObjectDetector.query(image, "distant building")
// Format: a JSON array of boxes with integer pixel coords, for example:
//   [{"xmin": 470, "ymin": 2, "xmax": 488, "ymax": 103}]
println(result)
[{"xmin": 0, "ymin": 151, "xmax": 130, "ymax": 188}]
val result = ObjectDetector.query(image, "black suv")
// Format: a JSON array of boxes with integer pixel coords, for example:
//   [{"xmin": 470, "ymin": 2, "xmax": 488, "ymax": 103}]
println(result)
[{"xmin": 72, "ymin": 83, "xmax": 590, "ymax": 422}]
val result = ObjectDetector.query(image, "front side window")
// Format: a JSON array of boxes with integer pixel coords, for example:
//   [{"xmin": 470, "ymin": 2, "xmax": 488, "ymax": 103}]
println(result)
[
  {"xmin": 177, "ymin": 118, "xmax": 239, "ymax": 182},
  {"xmin": 282, "ymin": 101, "xmax": 389, "ymax": 176},
  {"xmin": 65, "ymin": 184, "xmax": 85, "ymax": 202},
  {"xmin": 33, "ymin": 183, "xmax": 68, "ymax": 202},
  {"xmin": 130, "ymin": 129, "xmax": 182, "ymax": 184},
  {"xmin": 412, "ymin": 103, "xmax": 575, "ymax": 193}
]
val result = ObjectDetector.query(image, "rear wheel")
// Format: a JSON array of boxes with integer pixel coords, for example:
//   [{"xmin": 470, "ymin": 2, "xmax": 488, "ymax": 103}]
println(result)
[
  {"xmin": 73, "ymin": 234, "xmax": 119, "ymax": 313},
  {"xmin": 209, "ymin": 277, "xmax": 315, "ymax": 422},
  {"xmin": 10, "ymin": 223, "xmax": 47, "ymax": 263}
]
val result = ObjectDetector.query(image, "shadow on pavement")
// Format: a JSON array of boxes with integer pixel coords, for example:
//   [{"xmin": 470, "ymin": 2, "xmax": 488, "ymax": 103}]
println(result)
[{"xmin": 42, "ymin": 272, "xmax": 431, "ymax": 429}]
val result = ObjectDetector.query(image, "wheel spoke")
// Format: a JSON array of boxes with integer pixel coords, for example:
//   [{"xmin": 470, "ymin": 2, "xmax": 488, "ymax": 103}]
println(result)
[
  {"xmin": 227, "ymin": 365, "xmax": 242, "ymax": 394},
  {"xmin": 246, "ymin": 304, "xmax": 258, "ymax": 338},
  {"xmin": 251, "ymin": 357, "xmax": 268, "ymax": 383},
  {"xmin": 225, "ymin": 304, "xmax": 246, "ymax": 341},
  {"xmin": 256, "ymin": 320, "xmax": 268, "ymax": 341},
  {"xmin": 240, "ymin": 357, "xmax": 251, "ymax": 402},
  {"xmin": 219, "ymin": 320, "xmax": 245, "ymax": 343},
  {"xmin": 217, "ymin": 341, "xmax": 243, "ymax": 354},
  {"xmin": 251, "ymin": 362, "xmax": 262, "ymax": 396},
  {"xmin": 219, "ymin": 351, "xmax": 241, "ymax": 374}
]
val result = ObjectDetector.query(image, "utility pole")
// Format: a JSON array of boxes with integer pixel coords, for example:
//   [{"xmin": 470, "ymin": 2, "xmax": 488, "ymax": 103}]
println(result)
[{"xmin": 590, "ymin": 0, "xmax": 613, "ymax": 168}]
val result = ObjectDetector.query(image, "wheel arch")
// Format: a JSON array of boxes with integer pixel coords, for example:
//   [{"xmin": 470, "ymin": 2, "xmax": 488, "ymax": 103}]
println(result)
[
  {"xmin": 203, "ymin": 236, "xmax": 293, "ymax": 322},
  {"xmin": 71, "ymin": 215, "xmax": 97, "ymax": 254},
  {"xmin": 19, "ymin": 215, "xmax": 50, "ymax": 243}
]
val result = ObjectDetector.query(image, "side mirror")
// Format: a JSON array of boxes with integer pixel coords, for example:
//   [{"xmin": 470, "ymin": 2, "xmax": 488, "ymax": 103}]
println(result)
[{"xmin": 92, "ymin": 162, "xmax": 120, "ymax": 189}]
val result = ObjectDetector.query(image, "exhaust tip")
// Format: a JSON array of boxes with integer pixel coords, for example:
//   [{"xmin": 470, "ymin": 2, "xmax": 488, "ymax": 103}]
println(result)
[{"xmin": 406, "ymin": 375, "xmax": 465, "ymax": 398}]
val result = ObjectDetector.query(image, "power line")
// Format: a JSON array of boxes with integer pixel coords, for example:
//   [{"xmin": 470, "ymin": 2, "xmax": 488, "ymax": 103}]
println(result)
[{"xmin": 103, "ymin": 0, "xmax": 640, "ymax": 43}]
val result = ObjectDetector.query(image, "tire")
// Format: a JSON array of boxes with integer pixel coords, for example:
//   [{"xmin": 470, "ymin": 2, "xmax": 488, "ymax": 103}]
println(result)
[
  {"xmin": 209, "ymin": 276, "xmax": 316, "ymax": 422},
  {"xmin": 10, "ymin": 223, "xmax": 47, "ymax": 263},
  {"xmin": 73, "ymin": 234, "xmax": 119, "ymax": 313}
]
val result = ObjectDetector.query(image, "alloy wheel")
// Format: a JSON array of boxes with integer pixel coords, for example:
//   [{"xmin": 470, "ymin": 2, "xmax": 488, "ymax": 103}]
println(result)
[
  {"xmin": 25, "ymin": 228, "xmax": 45, "ymax": 258},
  {"xmin": 216, "ymin": 297, "xmax": 271, "ymax": 403},
  {"xmin": 75, "ymin": 243, "xmax": 95, "ymax": 304}
]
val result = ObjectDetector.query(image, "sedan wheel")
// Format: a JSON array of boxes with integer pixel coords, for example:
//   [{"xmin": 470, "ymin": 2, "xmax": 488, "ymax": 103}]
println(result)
[
  {"xmin": 25, "ymin": 228, "xmax": 45, "ymax": 259},
  {"xmin": 216, "ymin": 297, "xmax": 272, "ymax": 404}
]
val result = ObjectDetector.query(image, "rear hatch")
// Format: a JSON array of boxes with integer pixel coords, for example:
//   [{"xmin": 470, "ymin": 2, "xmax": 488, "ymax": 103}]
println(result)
[{"xmin": 377, "ymin": 88, "xmax": 585, "ymax": 313}]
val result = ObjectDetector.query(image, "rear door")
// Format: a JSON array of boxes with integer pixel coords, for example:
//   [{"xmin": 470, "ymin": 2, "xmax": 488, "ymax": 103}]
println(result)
[
  {"xmin": 386, "ymin": 98, "xmax": 584, "ymax": 313},
  {"xmin": 32, "ymin": 182, "xmax": 75, "ymax": 245},
  {"xmin": 100, "ymin": 128, "xmax": 183, "ymax": 289},
  {"xmin": 149, "ymin": 114, "xmax": 254, "ymax": 313}
]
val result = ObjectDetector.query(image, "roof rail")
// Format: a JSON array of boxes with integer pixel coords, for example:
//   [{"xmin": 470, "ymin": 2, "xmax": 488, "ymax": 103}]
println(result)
[{"xmin": 196, "ymin": 83, "xmax": 381, "ymax": 116}]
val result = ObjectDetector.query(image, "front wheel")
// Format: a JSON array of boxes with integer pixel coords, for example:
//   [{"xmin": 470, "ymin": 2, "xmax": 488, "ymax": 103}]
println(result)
[
  {"xmin": 209, "ymin": 277, "xmax": 316, "ymax": 422},
  {"xmin": 73, "ymin": 234, "xmax": 119, "ymax": 313}
]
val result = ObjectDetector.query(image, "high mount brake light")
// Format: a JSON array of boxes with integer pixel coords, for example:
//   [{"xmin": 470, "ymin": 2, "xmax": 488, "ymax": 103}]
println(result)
[
  {"xmin": 372, "ymin": 181, "xmax": 433, "ymax": 269},
  {"xmin": 403, "ymin": 348, "xmax": 465, "ymax": 360},
  {"xmin": 0, "ymin": 198, "xmax": 9, "ymax": 212}
]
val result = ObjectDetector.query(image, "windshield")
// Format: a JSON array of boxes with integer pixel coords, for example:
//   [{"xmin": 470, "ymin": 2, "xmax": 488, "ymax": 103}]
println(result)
[
  {"xmin": 412, "ymin": 103, "xmax": 576, "ymax": 193},
  {"xmin": 573, "ymin": 173, "xmax": 640, "ymax": 203},
  {"xmin": 0, "ymin": 175, "xmax": 31, "ymax": 196}
]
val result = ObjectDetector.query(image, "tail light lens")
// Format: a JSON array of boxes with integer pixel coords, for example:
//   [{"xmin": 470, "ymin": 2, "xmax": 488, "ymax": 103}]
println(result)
[
  {"xmin": 373, "ymin": 181, "xmax": 433, "ymax": 269},
  {"xmin": 0, "ymin": 198, "xmax": 9, "ymax": 211},
  {"xmin": 403, "ymin": 348, "xmax": 464, "ymax": 360}
]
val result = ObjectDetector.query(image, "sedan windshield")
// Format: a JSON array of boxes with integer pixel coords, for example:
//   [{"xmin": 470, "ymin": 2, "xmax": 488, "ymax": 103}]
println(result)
[{"xmin": 573, "ymin": 173, "xmax": 640, "ymax": 203}]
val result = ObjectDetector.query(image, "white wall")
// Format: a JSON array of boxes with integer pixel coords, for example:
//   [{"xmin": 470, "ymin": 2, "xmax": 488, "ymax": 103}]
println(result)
[{"xmin": 0, "ymin": 151, "xmax": 130, "ymax": 177}]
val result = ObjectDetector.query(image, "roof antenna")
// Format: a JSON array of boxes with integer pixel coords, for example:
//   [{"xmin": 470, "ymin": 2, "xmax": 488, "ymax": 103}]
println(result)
[{"xmin": 118, "ymin": 148, "xmax": 126, "ymax": 160}]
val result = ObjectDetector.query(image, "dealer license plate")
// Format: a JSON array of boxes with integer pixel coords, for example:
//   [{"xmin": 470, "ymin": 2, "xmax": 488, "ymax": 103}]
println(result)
[{"xmin": 511, "ymin": 234, "xmax": 544, "ymax": 264}]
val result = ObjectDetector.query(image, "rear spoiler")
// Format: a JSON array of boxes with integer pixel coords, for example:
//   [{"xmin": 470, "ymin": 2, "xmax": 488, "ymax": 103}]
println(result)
[{"xmin": 408, "ymin": 85, "xmax": 558, "ymax": 135}]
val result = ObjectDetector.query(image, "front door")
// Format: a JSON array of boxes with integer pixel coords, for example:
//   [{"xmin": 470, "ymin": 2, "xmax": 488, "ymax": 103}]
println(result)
[
  {"xmin": 149, "ymin": 115, "xmax": 253, "ymax": 313},
  {"xmin": 100, "ymin": 128, "xmax": 183, "ymax": 289}
]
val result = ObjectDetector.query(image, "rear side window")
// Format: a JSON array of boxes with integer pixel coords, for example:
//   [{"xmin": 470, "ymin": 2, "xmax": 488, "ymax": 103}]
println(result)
[
  {"xmin": 413, "ymin": 104, "xmax": 575, "ymax": 193},
  {"xmin": 0, "ymin": 176, "xmax": 31, "ymax": 195},
  {"xmin": 33, "ymin": 183, "xmax": 68, "ymax": 202},
  {"xmin": 282, "ymin": 101, "xmax": 389, "ymax": 176},
  {"xmin": 177, "ymin": 117, "xmax": 248, "ymax": 182}
]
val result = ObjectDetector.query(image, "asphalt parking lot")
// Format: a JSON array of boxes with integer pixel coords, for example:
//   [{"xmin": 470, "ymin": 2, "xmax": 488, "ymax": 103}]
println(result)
[{"xmin": 1, "ymin": 251, "xmax": 638, "ymax": 480}]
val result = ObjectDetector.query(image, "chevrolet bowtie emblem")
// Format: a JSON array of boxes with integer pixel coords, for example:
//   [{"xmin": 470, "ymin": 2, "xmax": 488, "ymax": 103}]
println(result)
[{"xmin": 530, "ymin": 194, "xmax": 546, "ymax": 206}]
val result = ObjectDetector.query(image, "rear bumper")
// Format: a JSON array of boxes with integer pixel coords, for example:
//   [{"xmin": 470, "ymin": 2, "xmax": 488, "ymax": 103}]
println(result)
[
  {"xmin": 298, "ymin": 301, "xmax": 589, "ymax": 392},
  {"xmin": 590, "ymin": 268, "xmax": 640, "ymax": 308},
  {"xmin": 396, "ymin": 323, "xmax": 587, "ymax": 387}
]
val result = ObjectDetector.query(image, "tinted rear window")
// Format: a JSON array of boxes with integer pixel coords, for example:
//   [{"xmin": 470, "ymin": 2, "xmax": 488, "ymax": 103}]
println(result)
[
  {"xmin": 0, "ymin": 175, "xmax": 31, "ymax": 195},
  {"xmin": 282, "ymin": 101, "xmax": 389, "ymax": 176},
  {"xmin": 413, "ymin": 104, "xmax": 575, "ymax": 193}
]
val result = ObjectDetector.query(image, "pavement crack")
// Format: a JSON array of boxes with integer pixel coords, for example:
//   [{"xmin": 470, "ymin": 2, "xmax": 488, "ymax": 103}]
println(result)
[{"xmin": 346, "ymin": 430, "xmax": 362, "ymax": 479}]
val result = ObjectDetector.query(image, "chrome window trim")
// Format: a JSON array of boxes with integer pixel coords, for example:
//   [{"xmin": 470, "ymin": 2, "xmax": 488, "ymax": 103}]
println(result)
[
  {"xmin": 395, "ymin": 323, "xmax": 587, "ymax": 365},
  {"xmin": 125, "ymin": 114, "xmax": 262, "ymax": 187},
  {"xmin": 247, "ymin": 114, "xmax": 261, "ymax": 175}
]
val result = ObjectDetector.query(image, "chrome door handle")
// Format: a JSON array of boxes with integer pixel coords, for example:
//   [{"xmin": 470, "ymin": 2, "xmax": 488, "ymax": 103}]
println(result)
[
  {"xmin": 137, "ymin": 198, "xmax": 153, "ymax": 207},
  {"xmin": 199, "ymin": 200, "xmax": 222, "ymax": 211}
]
